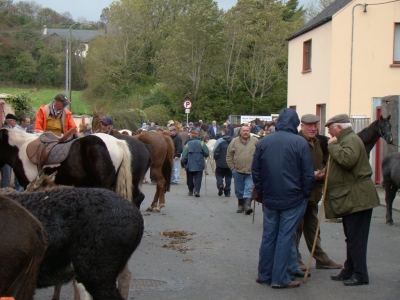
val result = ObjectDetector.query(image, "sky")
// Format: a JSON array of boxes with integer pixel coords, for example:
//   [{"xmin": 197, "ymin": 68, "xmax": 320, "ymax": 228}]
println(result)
[{"xmin": 31, "ymin": 0, "xmax": 311, "ymax": 22}]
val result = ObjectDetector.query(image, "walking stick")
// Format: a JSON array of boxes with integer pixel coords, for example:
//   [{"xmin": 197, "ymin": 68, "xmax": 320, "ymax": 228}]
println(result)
[
  {"xmin": 252, "ymin": 198, "xmax": 256, "ymax": 224},
  {"xmin": 204, "ymin": 169, "xmax": 208, "ymax": 196},
  {"xmin": 303, "ymin": 156, "xmax": 331, "ymax": 283}
]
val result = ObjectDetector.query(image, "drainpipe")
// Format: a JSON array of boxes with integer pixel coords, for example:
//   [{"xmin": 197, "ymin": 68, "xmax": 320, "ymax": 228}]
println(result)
[{"xmin": 349, "ymin": 3, "xmax": 368, "ymax": 116}]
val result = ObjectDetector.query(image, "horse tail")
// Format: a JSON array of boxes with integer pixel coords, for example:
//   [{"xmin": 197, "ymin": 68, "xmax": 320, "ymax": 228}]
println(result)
[
  {"xmin": 115, "ymin": 139, "xmax": 133, "ymax": 202},
  {"xmin": 163, "ymin": 135, "xmax": 174, "ymax": 192}
]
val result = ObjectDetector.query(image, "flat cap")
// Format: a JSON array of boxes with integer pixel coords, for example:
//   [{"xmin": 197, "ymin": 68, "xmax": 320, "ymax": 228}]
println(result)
[
  {"xmin": 5, "ymin": 113, "xmax": 18, "ymax": 121},
  {"xmin": 325, "ymin": 114, "xmax": 350, "ymax": 127},
  {"xmin": 189, "ymin": 129, "xmax": 199, "ymax": 136},
  {"xmin": 301, "ymin": 114, "xmax": 320, "ymax": 124},
  {"xmin": 169, "ymin": 126, "xmax": 176, "ymax": 131},
  {"xmin": 54, "ymin": 94, "xmax": 70, "ymax": 106}
]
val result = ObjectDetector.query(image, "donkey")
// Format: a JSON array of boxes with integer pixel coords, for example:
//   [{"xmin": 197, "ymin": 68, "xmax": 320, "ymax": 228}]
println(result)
[{"xmin": 0, "ymin": 195, "xmax": 47, "ymax": 300}]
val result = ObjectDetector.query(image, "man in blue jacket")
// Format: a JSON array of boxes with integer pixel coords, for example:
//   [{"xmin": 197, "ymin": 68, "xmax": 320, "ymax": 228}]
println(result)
[
  {"xmin": 252, "ymin": 108, "xmax": 314, "ymax": 289},
  {"xmin": 213, "ymin": 128, "xmax": 233, "ymax": 197}
]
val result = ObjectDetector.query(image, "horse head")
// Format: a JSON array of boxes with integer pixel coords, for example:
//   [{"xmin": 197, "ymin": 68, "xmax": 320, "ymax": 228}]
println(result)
[
  {"xmin": 378, "ymin": 115, "xmax": 393, "ymax": 144},
  {"xmin": 92, "ymin": 107, "xmax": 104, "ymax": 133}
]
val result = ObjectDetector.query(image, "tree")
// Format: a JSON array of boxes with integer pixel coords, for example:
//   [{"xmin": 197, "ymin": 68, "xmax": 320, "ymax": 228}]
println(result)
[
  {"xmin": 15, "ymin": 50, "xmax": 37, "ymax": 83},
  {"xmin": 155, "ymin": 0, "xmax": 224, "ymax": 104},
  {"xmin": 220, "ymin": 0, "xmax": 304, "ymax": 114},
  {"xmin": 305, "ymin": 0, "xmax": 335, "ymax": 22}
]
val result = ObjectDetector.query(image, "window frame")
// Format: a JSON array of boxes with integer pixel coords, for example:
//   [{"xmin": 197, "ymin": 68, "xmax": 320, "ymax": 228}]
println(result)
[
  {"xmin": 393, "ymin": 23, "xmax": 400, "ymax": 65},
  {"xmin": 302, "ymin": 39, "xmax": 312, "ymax": 73}
]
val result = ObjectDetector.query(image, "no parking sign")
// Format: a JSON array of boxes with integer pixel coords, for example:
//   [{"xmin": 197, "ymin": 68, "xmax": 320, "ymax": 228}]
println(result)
[{"xmin": 183, "ymin": 100, "xmax": 192, "ymax": 109}]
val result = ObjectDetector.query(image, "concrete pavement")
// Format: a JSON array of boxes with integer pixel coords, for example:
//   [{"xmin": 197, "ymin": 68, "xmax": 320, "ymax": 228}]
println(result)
[{"xmin": 34, "ymin": 170, "xmax": 400, "ymax": 300}]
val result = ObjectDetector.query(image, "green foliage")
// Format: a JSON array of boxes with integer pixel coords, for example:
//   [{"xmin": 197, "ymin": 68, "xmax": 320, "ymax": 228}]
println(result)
[
  {"xmin": 1, "ymin": 86, "xmax": 89, "ymax": 115},
  {"xmin": 143, "ymin": 104, "xmax": 171, "ymax": 126},
  {"xmin": 4, "ymin": 93, "xmax": 34, "ymax": 117},
  {"xmin": 15, "ymin": 51, "xmax": 37, "ymax": 84}
]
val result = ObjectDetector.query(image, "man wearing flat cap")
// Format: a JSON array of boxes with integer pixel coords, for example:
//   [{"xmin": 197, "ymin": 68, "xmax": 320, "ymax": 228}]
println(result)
[
  {"xmin": 99, "ymin": 116, "xmax": 115, "ymax": 135},
  {"xmin": 181, "ymin": 129, "xmax": 209, "ymax": 197},
  {"xmin": 295, "ymin": 114, "xmax": 342, "ymax": 273},
  {"xmin": 34, "ymin": 93, "xmax": 77, "ymax": 136},
  {"xmin": 324, "ymin": 114, "xmax": 380, "ymax": 286}
]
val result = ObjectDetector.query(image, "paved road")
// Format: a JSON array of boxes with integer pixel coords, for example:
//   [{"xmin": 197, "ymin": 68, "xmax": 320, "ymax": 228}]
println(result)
[{"xmin": 35, "ymin": 170, "xmax": 400, "ymax": 300}]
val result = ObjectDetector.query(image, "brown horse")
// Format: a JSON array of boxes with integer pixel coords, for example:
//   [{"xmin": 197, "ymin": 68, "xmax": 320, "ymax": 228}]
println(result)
[
  {"xmin": 134, "ymin": 131, "xmax": 174, "ymax": 212},
  {"xmin": 92, "ymin": 108, "xmax": 174, "ymax": 212},
  {"xmin": 0, "ymin": 195, "xmax": 47, "ymax": 300}
]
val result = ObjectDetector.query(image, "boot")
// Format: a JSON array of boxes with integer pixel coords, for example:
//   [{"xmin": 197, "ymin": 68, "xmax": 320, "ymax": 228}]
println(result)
[
  {"xmin": 244, "ymin": 198, "xmax": 253, "ymax": 215},
  {"xmin": 236, "ymin": 199, "xmax": 244, "ymax": 213}
]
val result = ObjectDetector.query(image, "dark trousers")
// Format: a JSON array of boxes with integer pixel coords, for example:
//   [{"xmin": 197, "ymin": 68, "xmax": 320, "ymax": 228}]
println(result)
[
  {"xmin": 215, "ymin": 167, "xmax": 232, "ymax": 195},
  {"xmin": 186, "ymin": 171, "xmax": 203, "ymax": 193},
  {"xmin": 340, "ymin": 208, "xmax": 373, "ymax": 282},
  {"xmin": 296, "ymin": 203, "xmax": 330, "ymax": 263}
]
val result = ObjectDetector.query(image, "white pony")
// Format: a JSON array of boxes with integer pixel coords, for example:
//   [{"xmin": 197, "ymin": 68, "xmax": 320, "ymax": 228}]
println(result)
[{"xmin": 205, "ymin": 139, "xmax": 217, "ymax": 175}]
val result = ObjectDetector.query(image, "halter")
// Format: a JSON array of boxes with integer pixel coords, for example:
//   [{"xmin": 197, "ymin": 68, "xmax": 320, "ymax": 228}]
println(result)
[{"xmin": 378, "ymin": 119, "xmax": 392, "ymax": 138}]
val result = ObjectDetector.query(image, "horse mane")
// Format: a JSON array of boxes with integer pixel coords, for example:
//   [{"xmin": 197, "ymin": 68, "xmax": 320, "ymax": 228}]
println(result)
[
  {"xmin": 173, "ymin": 120, "xmax": 183, "ymax": 133},
  {"xmin": 357, "ymin": 119, "xmax": 377, "ymax": 141}
]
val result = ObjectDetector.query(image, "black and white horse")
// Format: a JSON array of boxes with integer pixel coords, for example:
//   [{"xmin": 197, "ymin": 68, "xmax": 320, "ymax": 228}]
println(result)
[{"xmin": 0, "ymin": 128, "xmax": 133, "ymax": 202}]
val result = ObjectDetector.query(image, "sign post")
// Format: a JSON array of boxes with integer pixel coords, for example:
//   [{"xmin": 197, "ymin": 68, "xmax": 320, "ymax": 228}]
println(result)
[{"xmin": 183, "ymin": 100, "xmax": 193, "ymax": 125}]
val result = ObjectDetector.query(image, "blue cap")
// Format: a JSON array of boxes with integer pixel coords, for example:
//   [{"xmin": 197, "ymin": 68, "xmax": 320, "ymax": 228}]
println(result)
[{"xmin": 100, "ymin": 117, "xmax": 113, "ymax": 126}]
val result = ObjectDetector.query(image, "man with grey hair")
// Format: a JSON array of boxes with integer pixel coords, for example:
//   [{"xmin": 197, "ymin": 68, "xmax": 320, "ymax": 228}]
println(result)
[
  {"xmin": 325, "ymin": 114, "xmax": 380, "ymax": 286},
  {"xmin": 207, "ymin": 120, "xmax": 218, "ymax": 139},
  {"xmin": 296, "ymin": 114, "xmax": 342, "ymax": 271}
]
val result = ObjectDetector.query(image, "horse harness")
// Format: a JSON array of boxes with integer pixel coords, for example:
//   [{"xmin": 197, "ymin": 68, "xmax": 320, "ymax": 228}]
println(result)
[{"xmin": 26, "ymin": 128, "xmax": 77, "ymax": 171}]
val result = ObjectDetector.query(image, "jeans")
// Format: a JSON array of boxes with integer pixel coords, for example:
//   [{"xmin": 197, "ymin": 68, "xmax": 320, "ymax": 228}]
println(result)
[
  {"xmin": 258, "ymin": 199, "xmax": 307, "ymax": 286},
  {"xmin": 14, "ymin": 177, "xmax": 24, "ymax": 192},
  {"xmin": 215, "ymin": 167, "xmax": 232, "ymax": 195},
  {"xmin": 172, "ymin": 157, "xmax": 181, "ymax": 183},
  {"xmin": 232, "ymin": 170, "xmax": 253, "ymax": 199},
  {"xmin": 1, "ymin": 164, "xmax": 12, "ymax": 188},
  {"xmin": 186, "ymin": 171, "xmax": 203, "ymax": 193}
]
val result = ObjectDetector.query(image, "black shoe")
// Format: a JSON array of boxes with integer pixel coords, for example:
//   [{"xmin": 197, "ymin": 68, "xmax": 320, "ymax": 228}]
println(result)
[
  {"xmin": 188, "ymin": 191, "xmax": 193, "ymax": 196},
  {"xmin": 225, "ymin": 193, "xmax": 230, "ymax": 197},
  {"xmin": 218, "ymin": 186, "xmax": 224, "ymax": 196},
  {"xmin": 292, "ymin": 271, "xmax": 310, "ymax": 278},
  {"xmin": 194, "ymin": 192, "xmax": 200, "ymax": 197},
  {"xmin": 331, "ymin": 274, "xmax": 351, "ymax": 281},
  {"xmin": 343, "ymin": 278, "xmax": 369, "ymax": 286}
]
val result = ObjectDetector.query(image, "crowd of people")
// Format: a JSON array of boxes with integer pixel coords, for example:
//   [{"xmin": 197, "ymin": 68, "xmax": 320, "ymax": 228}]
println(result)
[{"xmin": 1, "ymin": 93, "xmax": 378, "ymax": 290}]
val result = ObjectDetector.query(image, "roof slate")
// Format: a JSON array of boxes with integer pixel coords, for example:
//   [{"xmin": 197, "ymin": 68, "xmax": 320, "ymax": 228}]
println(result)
[
  {"xmin": 44, "ymin": 29, "xmax": 102, "ymax": 42},
  {"xmin": 287, "ymin": 0, "xmax": 353, "ymax": 41}
]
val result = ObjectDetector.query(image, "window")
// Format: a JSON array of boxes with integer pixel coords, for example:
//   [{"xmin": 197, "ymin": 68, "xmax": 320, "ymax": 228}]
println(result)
[
  {"xmin": 394, "ymin": 23, "xmax": 400, "ymax": 64},
  {"xmin": 303, "ymin": 40, "xmax": 312, "ymax": 72},
  {"xmin": 316, "ymin": 104, "xmax": 326, "ymax": 135}
]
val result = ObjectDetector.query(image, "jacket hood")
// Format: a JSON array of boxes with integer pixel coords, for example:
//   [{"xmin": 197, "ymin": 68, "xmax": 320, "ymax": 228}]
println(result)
[
  {"xmin": 276, "ymin": 108, "xmax": 299, "ymax": 134},
  {"xmin": 222, "ymin": 135, "xmax": 233, "ymax": 143}
]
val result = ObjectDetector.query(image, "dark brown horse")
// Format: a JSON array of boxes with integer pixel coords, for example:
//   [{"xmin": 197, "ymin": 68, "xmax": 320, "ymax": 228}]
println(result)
[{"xmin": 0, "ymin": 195, "xmax": 47, "ymax": 300}]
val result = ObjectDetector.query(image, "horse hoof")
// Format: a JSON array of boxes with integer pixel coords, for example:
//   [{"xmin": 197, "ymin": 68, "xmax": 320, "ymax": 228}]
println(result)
[
  {"xmin": 153, "ymin": 207, "xmax": 161, "ymax": 213},
  {"xmin": 146, "ymin": 206, "xmax": 154, "ymax": 212},
  {"xmin": 159, "ymin": 204, "xmax": 165, "ymax": 208}
]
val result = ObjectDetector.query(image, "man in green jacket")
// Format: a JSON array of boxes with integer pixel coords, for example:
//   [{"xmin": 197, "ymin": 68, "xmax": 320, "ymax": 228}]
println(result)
[
  {"xmin": 325, "ymin": 114, "xmax": 380, "ymax": 286},
  {"xmin": 296, "ymin": 114, "xmax": 343, "ymax": 271}
]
